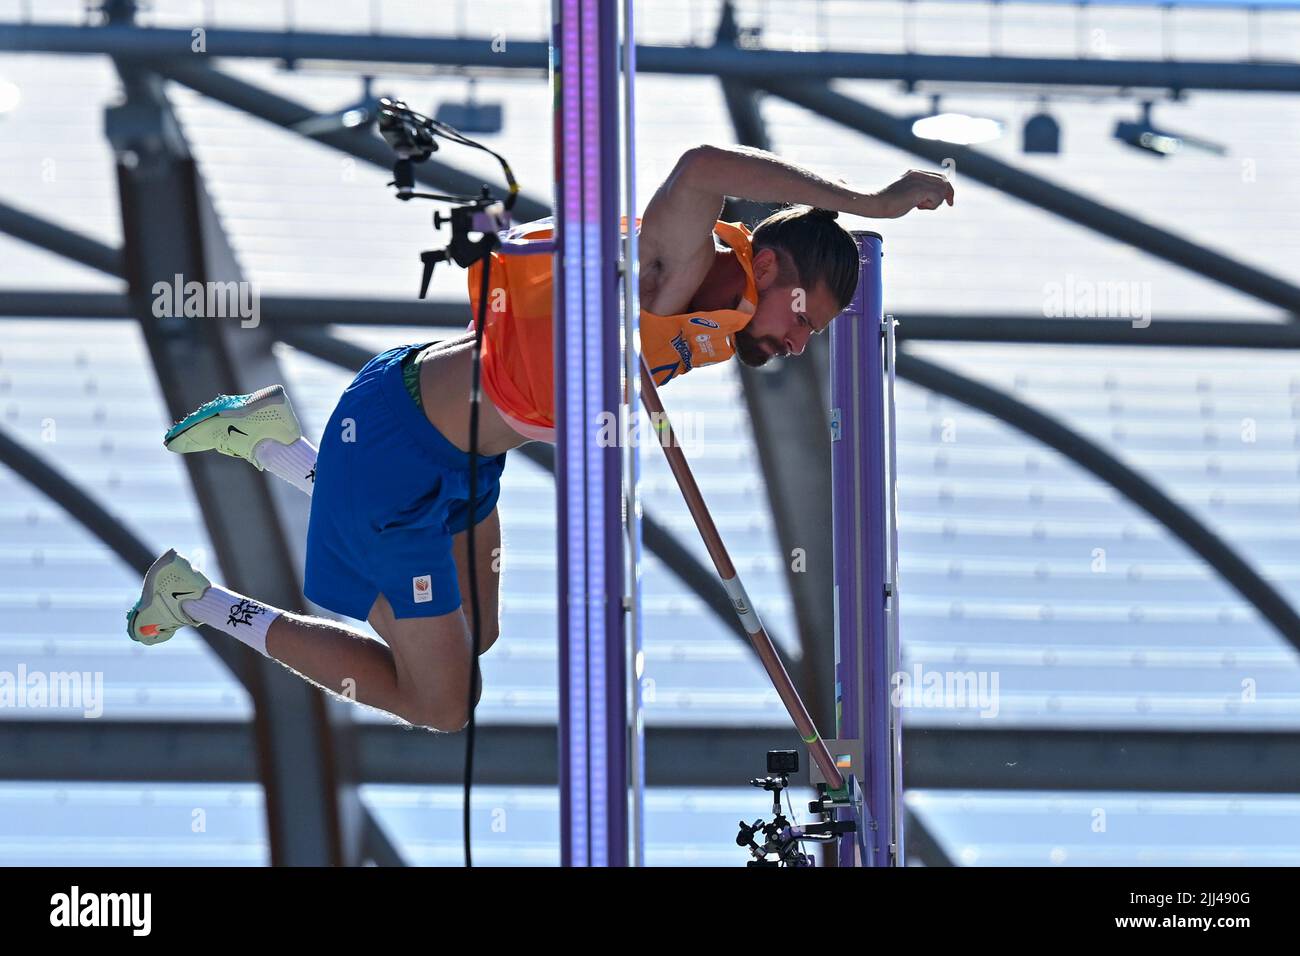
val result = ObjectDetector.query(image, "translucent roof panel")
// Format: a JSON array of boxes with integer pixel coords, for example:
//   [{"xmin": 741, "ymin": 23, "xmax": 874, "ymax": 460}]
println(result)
[
  {"xmin": 0, "ymin": 782, "xmax": 267, "ymax": 866},
  {"xmin": 0, "ymin": 321, "xmax": 249, "ymax": 721},
  {"xmin": 898, "ymin": 342, "xmax": 1300, "ymax": 730},
  {"xmin": 3, "ymin": 0, "xmax": 1298, "ymax": 866},
  {"xmin": 909, "ymin": 790, "xmax": 1300, "ymax": 865}
]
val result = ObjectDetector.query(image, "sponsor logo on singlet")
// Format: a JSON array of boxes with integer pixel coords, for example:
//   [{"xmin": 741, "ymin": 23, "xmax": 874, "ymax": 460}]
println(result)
[
  {"xmin": 689, "ymin": 316, "xmax": 720, "ymax": 329},
  {"xmin": 670, "ymin": 332, "xmax": 693, "ymax": 372}
]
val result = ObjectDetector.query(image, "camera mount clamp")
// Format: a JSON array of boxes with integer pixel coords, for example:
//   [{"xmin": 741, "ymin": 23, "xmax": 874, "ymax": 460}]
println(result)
[{"xmin": 736, "ymin": 750, "xmax": 860, "ymax": 867}]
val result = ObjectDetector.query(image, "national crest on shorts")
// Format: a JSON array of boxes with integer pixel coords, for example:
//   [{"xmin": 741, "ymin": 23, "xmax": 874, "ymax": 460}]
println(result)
[{"xmin": 412, "ymin": 574, "xmax": 432, "ymax": 603}]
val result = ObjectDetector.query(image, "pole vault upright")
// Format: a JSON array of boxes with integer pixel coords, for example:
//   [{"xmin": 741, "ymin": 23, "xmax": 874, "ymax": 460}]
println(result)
[
  {"xmin": 553, "ymin": 0, "xmax": 642, "ymax": 866},
  {"xmin": 830, "ymin": 231, "xmax": 903, "ymax": 866}
]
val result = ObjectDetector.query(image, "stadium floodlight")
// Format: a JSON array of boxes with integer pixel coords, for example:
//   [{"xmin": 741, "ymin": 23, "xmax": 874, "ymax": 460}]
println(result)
[
  {"xmin": 1113, "ymin": 101, "xmax": 1227, "ymax": 159},
  {"xmin": 0, "ymin": 77, "xmax": 20, "ymax": 115},
  {"xmin": 290, "ymin": 76, "xmax": 390, "ymax": 139},
  {"xmin": 909, "ymin": 96, "xmax": 1002, "ymax": 146}
]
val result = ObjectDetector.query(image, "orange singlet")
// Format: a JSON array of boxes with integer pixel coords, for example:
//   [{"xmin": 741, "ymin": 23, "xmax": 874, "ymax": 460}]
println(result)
[{"xmin": 466, "ymin": 217, "xmax": 758, "ymax": 443}]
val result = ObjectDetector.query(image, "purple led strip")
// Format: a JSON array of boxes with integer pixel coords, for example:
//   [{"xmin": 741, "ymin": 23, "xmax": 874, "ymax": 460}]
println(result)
[
  {"xmin": 555, "ymin": 0, "xmax": 587, "ymax": 868},
  {"xmin": 581, "ymin": 0, "xmax": 609, "ymax": 865},
  {"xmin": 556, "ymin": 0, "xmax": 629, "ymax": 867}
]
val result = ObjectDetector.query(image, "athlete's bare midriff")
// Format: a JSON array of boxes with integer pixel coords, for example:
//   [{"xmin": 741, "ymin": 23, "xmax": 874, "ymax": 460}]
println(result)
[{"xmin": 416, "ymin": 333, "xmax": 532, "ymax": 456}]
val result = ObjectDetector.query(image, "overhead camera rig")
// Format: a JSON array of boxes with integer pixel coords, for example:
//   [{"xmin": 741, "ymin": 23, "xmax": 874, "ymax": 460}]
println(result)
[{"xmin": 375, "ymin": 96, "xmax": 519, "ymax": 296}]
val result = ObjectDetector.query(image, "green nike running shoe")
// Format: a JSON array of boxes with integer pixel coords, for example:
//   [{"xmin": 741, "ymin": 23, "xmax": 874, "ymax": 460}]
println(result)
[
  {"xmin": 163, "ymin": 384, "xmax": 302, "ymax": 470},
  {"xmin": 126, "ymin": 549, "xmax": 210, "ymax": 646}
]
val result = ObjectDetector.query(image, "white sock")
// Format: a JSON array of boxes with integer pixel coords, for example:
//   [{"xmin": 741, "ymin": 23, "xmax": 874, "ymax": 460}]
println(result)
[
  {"xmin": 253, "ymin": 438, "xmax": 318, "ymax": 496},
  {"xmin": 182, "ymin": 585, "xmax": 279, "ymax": 656}
]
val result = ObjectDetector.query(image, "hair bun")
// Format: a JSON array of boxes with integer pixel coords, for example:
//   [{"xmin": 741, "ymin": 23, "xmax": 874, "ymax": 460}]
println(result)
[{"xmin": 808, "ymin": 207, "xmax": 839, "ymax": 221}]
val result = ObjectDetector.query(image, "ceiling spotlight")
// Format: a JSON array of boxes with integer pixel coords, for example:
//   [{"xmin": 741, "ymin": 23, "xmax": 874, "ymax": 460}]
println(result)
[
  {"xmin": 1113, "ymin": 101, "xmax": 1226, "ymax": 158},
  {"xmin": 435, "ymin": 79, "xmax": 502, "ymax": 135},
  {"xmin": 909, "ymin": 95, "xmax": 1003, "ymax": 146},
  {"xmin": 290, "ymin": 76, "xmax": 387, "ymax": 139},
  {"xmin": 1022, "ymin": 107, "xmax": 1060, "ymax": 154}
]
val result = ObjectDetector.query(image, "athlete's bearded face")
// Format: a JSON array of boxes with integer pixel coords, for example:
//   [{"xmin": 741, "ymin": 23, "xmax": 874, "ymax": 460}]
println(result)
[{"xmin": 734, "ymin": 249, "xmax": 842, "ymax": 368}]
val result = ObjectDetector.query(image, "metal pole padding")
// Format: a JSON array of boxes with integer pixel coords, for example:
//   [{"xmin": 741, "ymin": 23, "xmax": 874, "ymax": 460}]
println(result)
[{"xmin": 831, "ymin": 231, "xmax": 900, "ymax": 866}]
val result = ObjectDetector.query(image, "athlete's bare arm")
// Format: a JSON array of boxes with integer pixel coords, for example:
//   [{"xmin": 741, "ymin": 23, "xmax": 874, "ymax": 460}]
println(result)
[{"xmin": 637, "ymin": 144, "xmax": 954, "ymax": 310}]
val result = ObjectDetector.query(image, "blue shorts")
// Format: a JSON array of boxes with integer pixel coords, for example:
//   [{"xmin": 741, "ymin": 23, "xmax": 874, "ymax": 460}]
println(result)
[{"xmin": 304, "ymin": 344, "xmax": 507, "ymax": 621}]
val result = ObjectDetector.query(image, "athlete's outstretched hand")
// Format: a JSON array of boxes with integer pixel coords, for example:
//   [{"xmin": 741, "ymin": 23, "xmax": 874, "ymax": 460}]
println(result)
[{"xmin": 868, "ymin": 169, "xmax": 955, "ymax": 219}]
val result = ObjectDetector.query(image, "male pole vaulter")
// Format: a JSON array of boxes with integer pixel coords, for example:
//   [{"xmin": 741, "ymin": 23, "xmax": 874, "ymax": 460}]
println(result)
[{"xmin": 126, "ymin": 146, "xmax": 953, "ymax": 732}]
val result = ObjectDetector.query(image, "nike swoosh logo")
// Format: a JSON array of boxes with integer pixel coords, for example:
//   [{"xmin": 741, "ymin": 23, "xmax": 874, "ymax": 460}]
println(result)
[
  {"xmin": 171, "ymin": 590, "xmax": 195, "ymax": 601},
  {"xmin": 227, "ymin": 425, "xmax": 248, "ymax": 437}
]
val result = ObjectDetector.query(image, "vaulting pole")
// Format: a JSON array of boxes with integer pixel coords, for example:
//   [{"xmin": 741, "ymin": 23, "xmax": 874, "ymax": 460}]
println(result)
[{"xmin": 638, "ymin": 363, "xmax": 845, "ymax": 793}]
